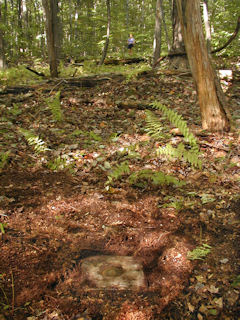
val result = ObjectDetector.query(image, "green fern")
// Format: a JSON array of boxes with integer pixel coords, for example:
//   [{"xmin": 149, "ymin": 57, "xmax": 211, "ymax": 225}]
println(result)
[
  {"xmin": 0, "ymin": 151, "xmax": 10, "ymax": 169},
  {"xmin": 20, "ymin": 128, "xmax": 49, "ymax": 154},
  {"xmin": 47, "ymin": 156, "xmax": 73, "ymax": 172},
  {"xmin": 157, "ymin": 143, "xmax": 202, "ymax": 169},
  {"xmin": 128, "ymin": 169, "xmax": 185, "ymax": 187},
  {"xmin": 145, "ymin": 110, "xmax": 165, "ymax": 139},
  {"xmin": 46, "ymin": 91, "xmax": 63, "ymax": 122},
  {"xmin": 145, "ymin": 102, "xmax": 202, "ymax": 169},
  {"xmin": 106, "ymin": 161, "xmax": 130, "ymax": 185},
  {"xmin": 151, "ymin": 101, "xmax": 199, "ymax": 149},
  {"xmin": 187, "ymin": 244, "xmax": 212, "ymax": 260}
]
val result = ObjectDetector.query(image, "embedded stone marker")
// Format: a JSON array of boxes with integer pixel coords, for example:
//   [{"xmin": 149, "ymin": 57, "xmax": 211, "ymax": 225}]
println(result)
[{"xmin": 80, "ymin": 255, "xmax": 145, "ymax": 290}]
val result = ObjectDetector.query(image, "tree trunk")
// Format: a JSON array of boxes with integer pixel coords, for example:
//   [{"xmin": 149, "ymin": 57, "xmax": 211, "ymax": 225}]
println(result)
[
  {"xmin": 169, "ymin": 0, "xmax": 188, "ymax": 69},
  {"xmin": 202, "ymin": 0, "xmax": 211, "ymax": 53},
  {"xmin": 99, "ymin": 0, "xmax": 111, "ymax": 66},
  {"xmin": 161, "ymin": 0, "xmax": 171, "ymax": 51},
  {"xmin": 42, "ymin": 0, "xmax": 60, "ymax": 78},
  {"xmin": 0, "ymin": 2, "xmax": 6, "ymax": 69},
  {"xmin": 153, "ymin": 0, "xmax": 162, "ymax": 66},
  {"xmin": 176, "ymin": 0, "xmax": 230, "ymax": 132}
]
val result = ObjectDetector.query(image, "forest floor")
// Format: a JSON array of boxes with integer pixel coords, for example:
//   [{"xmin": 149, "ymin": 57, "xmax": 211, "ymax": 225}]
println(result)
[{"xmin": 0, "ymin": 59, "xmax": 240, "ymax": 320}]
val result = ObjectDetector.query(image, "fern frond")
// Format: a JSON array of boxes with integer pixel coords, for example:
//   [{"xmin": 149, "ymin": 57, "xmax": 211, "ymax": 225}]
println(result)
[
  {"xmin": 46, "ymin": 91, "xmax": 63, "ymax": 122},
  {"xmin": 157, "ymin": 143, "xmax": 202, "ymax": 169},
  {"xmin": 145, "ymin": 110, "xmax": 165, "ymax": 139},
  {"xmin": 20, "ymin": 128, "xmax": 49, "ymax": 154},
  {"xmin": 106, "ymin": 161, "xmax": 130, "ymax": 185},
  {"xmin": 128, "ymin": 169, "xmax": 185, "ymax": 187},
  {"xmin": 144, "ymin": 102, "xmax": 202, "ymax": 168},
  {"xmin": 0, "ymin": 151, "xmax": 10, "ymax": 169},
  {"xmin": 47, "ymin": 156, "xmax": 73, "ymax": 172},
  {"xmin": 187, "ymin": 244, "xmax": 212, "ymax": 260},
  {"xmin": 151, "ymin": 101, "xmax": 199, "ymax": 150}
]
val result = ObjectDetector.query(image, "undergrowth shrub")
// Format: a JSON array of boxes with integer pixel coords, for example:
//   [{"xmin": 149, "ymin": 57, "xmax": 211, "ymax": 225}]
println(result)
[
  {"xmin": 128, "ymin": 169, "xmax": 185, "ymax": 188},
  {"xmin": 145, "ymin": 102, "xmax": 202, "ymax": 169},
  {"xmin": 106, "ymin": 162, "xmax": 185, "ymax": 189},
  {"xmin": 19, "ymin": 129, "xmax": 49, "ymax": 154},
  {"xmin": 0, "ymin": 151, "xmax": 10, "ymax": 170},
  {"xmin": 45, "ymin": 91, "xmax": 63, "ymax": 122}
]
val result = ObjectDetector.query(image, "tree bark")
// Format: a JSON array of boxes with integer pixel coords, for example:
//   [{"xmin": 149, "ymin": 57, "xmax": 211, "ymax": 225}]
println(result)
[
  {"xmin": 0, "ymin": 2, "xmax": 6, "ymax": 69},
  {"xmin": 176, "ymin": 0, "xmax": 230, "ymax": 132},
  {"xmin": 202, "ymin": 0, "xmax": 211, "ymax": 53},
  {"xmin": 169, "ymin": 0, "xmax": 188, "ymax": 69},
  {"xmin": 99, "ymin": 0, "xmax": 111, "ymax": 66},
  {"xmin": 161, "ymin": 0, "xmax": 171, "ymax": 51},
  {"xmin": 42, "ymin": 0, "xmax": 60, "ymax": 78},
  {"xmin": 153, "ymin": 0, "xmax": 162, "ymax": 66}
]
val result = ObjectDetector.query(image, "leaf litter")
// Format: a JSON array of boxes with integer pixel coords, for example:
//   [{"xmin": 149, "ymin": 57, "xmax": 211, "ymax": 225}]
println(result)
[{"xmin": 0, "ymin": 66, "xmax": 239, "ymax": 320}]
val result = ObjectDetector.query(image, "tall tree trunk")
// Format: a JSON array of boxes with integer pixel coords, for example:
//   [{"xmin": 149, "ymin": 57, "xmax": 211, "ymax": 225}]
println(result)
[
  {"xmin": 0, "ymin": 2, "xmax": 6, "ymax": 69},
  {"xmin": 161, "ymin": 0, "xmax": 171, "ymax": 51},
  {"xmin": 42, "ymin": 0, "xmax": 60, "ymax": 77},
  {"xmin": 99, "ymin": 0, "xmax": 111, "ymax": 65},
  {"xmin": 170, "ymin": 0, "xmax": 188, "ymax": 69},
  {"xmin": 153, "ymin": 0, "xmax": 162, "ymax": 66},
  {"xmin": 176, "ymin": 0, "xmax": 230, "ymax": 132},
  {"xmin": 202, "ymin": 0, "xmax": 211, "ymax": 53}
]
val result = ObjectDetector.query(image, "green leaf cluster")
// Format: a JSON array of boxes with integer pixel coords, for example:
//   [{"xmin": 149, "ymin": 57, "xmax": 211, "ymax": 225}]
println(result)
[
  {"xmin": 0, "ymin": 151, "xmax": 10, "ymax": 169},
  {"xmin": 128, "ymin": 169, "xmax": 185, "ymax": 188},
  {"xmin": 106, "ymin": 161, "xmax": 130, "ymax": 185},
  {"xmin": 47, "ymin": 156, "xmax": 73, "ymax": 172},
  {"xmin": 187, "ymin": 244, "xmax": 212, "ymax": 260}
]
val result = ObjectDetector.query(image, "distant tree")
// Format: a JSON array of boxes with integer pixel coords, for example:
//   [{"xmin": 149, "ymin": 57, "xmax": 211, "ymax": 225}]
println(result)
[
  {"xmin": 99, "ymin": 0, "xmax": 111, "ymax": 65},
  {"xmin": 0, "ymin": 1, "xmax": 6, "ymax": 69},
  {"xmin": 42, "ymin": 0, "xmax": 61, "ymax": 77},
  {"xmin": 169, "ymin": 0, "xmax": 188, "ymax": 69},
  {"xmin": 176, "ymin": 0, "xmax": 230, "ymax": 132},
  {"xmin": 153, "ymin": 0, "xmax": 162, "ymax": 66}
]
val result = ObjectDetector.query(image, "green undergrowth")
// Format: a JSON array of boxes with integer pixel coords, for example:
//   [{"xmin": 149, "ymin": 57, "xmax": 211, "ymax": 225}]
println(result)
[{"xmin": 145, "ymin": 102, "xmax": 202, "ymax": 169}]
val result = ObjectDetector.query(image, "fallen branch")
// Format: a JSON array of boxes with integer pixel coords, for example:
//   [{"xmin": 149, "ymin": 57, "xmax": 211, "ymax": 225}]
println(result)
[{"xmin": 26, "ymin": 66, "xmax": 45, "ymax": 77}]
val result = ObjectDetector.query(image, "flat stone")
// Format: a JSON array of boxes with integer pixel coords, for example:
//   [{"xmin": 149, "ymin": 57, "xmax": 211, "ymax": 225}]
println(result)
[{"xmin": 81, "ymin": 255, "xmax": 145, "ymax": 290}]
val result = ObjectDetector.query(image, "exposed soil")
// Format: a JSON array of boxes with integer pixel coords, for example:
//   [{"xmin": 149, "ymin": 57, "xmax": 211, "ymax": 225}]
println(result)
[{"xmin": 0, "ymin": 63, "xmax": 240, "ymax": 320}]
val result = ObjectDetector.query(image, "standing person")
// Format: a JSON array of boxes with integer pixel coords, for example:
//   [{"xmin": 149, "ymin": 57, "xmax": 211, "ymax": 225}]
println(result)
[{"xmin": 127, "ymin": 34, "xmax": 135, "ymax": 55}]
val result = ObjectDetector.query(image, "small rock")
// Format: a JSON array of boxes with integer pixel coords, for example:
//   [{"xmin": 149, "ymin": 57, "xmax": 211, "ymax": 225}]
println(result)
[
  {"xmin": 220, "ymin": 258, "xmax": 229, "ymax": 264},
  {"xmin": 230, "ymin": 156, "xmax": 240, "ymax": 166}
]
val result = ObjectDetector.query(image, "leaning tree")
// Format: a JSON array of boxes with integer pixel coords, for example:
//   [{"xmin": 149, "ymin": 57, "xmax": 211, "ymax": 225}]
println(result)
[{"xmin": 176, "ymin": 0, "xmax": 231, "ymax": 132}]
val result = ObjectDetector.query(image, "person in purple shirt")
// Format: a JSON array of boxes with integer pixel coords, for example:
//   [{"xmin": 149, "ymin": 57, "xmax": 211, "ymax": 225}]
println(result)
[{"xmin": 127, "ymin": 34, "xmax": 135, "ymax": 55}]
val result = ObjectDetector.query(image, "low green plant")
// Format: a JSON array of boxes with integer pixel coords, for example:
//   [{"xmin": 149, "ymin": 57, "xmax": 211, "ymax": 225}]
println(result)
[
  {"xmin": 145, "ymin": 102, "xmax": 202, "ymax": 169},
  {"xmin": 0, "ymin": 271, "xmax": 14, "ymax": 312},
  {"xmin": 187, "ymin": 244, "xmax": 212, "ymax": 260},
  {"xmin": 20, "ymin": 128, "xmax": 49, "ymax": 154},
  {"xmin": 8, "ymin": 103, "xmax": 22, "ymax": 117},
  {"xmin": 106, "ymin": 161, "xmax": 130, "ymax": 186},
  {"xmin": 46, "ymin": 91, "xmax": 63, "ymax": 122},
  {"xmin": 231, "ymin": 275, "xmax": 240, "ymax": 288},
  {"xmin": 0, "ymin": 151, "xmax": 10, "ymax": 169},
  {"xmin": 0, "ymin": 222, "xmax": 7, "ymax": 234},
  {"xmin": 47, "ymin": 156, "xmax": 74, "ymax": 172},
  {"xmin": 128, "ymin": 169, "xmax": 185, "ymax": 188}
]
